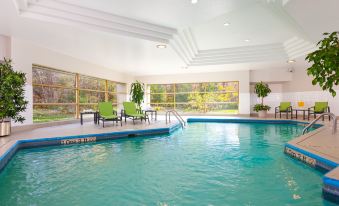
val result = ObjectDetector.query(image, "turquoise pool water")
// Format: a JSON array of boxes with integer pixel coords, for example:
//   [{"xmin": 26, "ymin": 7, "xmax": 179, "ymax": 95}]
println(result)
[{"xmin": 0, "ymin": 123, "xmax": 335, "ymax": 205}]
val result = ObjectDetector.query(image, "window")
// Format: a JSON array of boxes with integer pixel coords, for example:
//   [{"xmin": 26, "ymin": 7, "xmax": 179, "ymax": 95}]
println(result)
[
  {"xmin": 148, "ymin": 82, "xmax": 239, "ymax": 114},
  {"xmin": 33, "ymin": 65, "xmax": 126, "ymax": 123}
]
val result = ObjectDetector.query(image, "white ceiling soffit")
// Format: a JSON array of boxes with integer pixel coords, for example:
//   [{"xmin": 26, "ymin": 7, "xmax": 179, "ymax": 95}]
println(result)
[
  {"xmin": 12, "ymin": 0, "xmax": 319, "ymax": 68},
  {"xmin": 13, "ymin": 0, "xmax": 177, "ymax": 43}
]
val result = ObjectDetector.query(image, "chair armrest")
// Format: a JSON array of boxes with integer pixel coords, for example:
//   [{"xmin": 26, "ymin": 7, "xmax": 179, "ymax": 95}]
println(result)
[
  {"xmin": 288, "ymin": 106, "xmax": 293, "ymax": 111},
  {"xmin": 328, "ymin": 106, "xmax": 330, "ymax": 113},
  {"xmin": 113, "ymin": 110, "xmax": 117, "ymax": 115},
  {"xmin": 275, "ymin": 106, "xmax": 279, "ymax": 111}
]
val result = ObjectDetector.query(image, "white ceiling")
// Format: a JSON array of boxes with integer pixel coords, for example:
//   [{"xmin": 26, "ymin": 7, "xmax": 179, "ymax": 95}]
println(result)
[{"xmin": 0, "ymin": 0, "xmax": 338, "ymax": 76}]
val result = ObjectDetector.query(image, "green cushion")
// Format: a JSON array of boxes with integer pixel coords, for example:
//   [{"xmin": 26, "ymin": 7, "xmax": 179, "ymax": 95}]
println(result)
[
  {"xmin": 279, "ymin": 102, "xmax": 291, "ymax": 112},
  {"xmin": 314, "ymin": 102, "xmax": 328, "ymax": 113},
  {"xmin": 123, "ymin": 102, "xmax": 144, "ymax": 117},
  {"xmin": 100, "ymin": 114, "xmax": 118, "ymax": 119},
  {"xmin": 99, "ymin": 102, "xmax": 114, "ymax": 117}
]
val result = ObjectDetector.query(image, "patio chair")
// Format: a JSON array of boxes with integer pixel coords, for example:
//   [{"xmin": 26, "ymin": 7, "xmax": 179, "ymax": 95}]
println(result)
[
  {"xmin": 98, "ymin": 102, "xmax": 122, "ymax": 127},
  {"xmin": 122, "ymin": 102, "xmax": 150, "ymax": 124},
  {"xmin": 275, "ymin": 102, "xmax": 292, "ymax": 119},
  {"xmin": 308, "ymin": 102, "xmax": 330, "ymax": 121}
]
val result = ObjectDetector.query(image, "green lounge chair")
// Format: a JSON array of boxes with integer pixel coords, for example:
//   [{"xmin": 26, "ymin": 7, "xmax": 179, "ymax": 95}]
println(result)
[
  {"xmin": 98, "ymin": 102, "xmax": 122, "ymax": 127},
  {"xmin": 122, "ymin": 102, "xmax": 150, "ymax": 124},
  {"xmin": 275, "ymin": 102, "xmax": 292, "ymax": 119},
  {"xmin": 308, "ymin": 102, "xmax": 330, "ymax": 121}
]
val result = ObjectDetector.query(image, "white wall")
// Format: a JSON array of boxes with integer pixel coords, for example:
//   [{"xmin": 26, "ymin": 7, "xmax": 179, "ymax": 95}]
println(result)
[
  {"xmin": 10, "ymin": 37, "xmax": 134, "ymax": 125},
  {"xmin": 250, "ymin": 69, "xmax": 292, "ymax": 83},
  {"xmin": 136, "ymin": 70, "xmax": 251, "ymax": 115},
  {"xmin": 0, "ymin": 35, "xmax": 10, "ymax": 59},
  {"xmin": 250, "ymin": 64, "xmax": 339, "ymax": 116}
]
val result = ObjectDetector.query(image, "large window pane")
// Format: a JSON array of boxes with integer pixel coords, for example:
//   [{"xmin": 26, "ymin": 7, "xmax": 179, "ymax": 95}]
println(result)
[
  {"xmin": 150, "ymin": 104, "xmax": 174, "ymax": 111},
  {"xmin": 33, "ymin": 65, "xmax": 127, "ymax": 123},
  {"xmin": 79, "ymin": 75, "xmax": 106, "ymax": 91},
  {"xmin": 150, "ymin": 94, "xmax": 174, "ymax": 103},
  {"xmin": 175, "ymin": 83, "xmax": 203, "ymax": 93},
  {"xmin": 206, "ymin": 103, "xmax": 239, "ymax": 114},
  {"xmin": 33, "ymin": 105, "xmax": 75, "ymax": 123},
  {"xmin": 33, "ymin": 67, "xmax": 76, "ymax": 87},
  {"xmin": 79, "ymin": 91, "xmax": 105, "ymax": 103},
  {"xmin": 108, "ymin": 93, "xmax": 117, "ymax": 103},
  {"xmin": 33, "ymin": 86, "xmax": 76, "ymax": 103},
  {"xmin": 149, "ymin": 81, "xmax": 239, "ymax": 114},
  {"xmin": 150, "ymin": 84, "xmax": 174, "ymax": 93},
  {"xmin": 107, "ymin": 81, "xmax": 116, "ymax": 92}
]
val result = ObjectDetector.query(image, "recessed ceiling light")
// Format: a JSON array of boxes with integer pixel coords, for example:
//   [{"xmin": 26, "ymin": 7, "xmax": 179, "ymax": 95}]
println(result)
[
  {"xmin": 223, "ymin": 22, "xmax": 230, "ymax": 26},
  {"xmin": 287, "ymin": 60, "xmax": 296, "ymax": 63},
  {"xmin": 244, "ymin": 39, "xmax": 250, "ymax": 42},
  {"xmin": 191, "ymin": 0, "xmax": 198, "ymax": 4},
  {"xmin": 156, "ymin": 44, "xmax": 167, "ymax": 49}
]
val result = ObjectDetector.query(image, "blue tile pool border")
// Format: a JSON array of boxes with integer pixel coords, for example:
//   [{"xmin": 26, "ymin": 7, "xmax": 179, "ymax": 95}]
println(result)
[{"xmin": 0, "ymin": 123, "xmax": 182, "ymax": 173}]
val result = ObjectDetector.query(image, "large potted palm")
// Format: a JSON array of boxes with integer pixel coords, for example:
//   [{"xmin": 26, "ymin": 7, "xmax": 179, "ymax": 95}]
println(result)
[
  {"xmin": 253, "ymin": 81, "xmax": 271, "ymax": 118},
  {"xmin": 130, "ymin": 81, "xmax": 145, "ymax": 110},
  {"xmin": 0, "ymin": 58, "xmax": 28, "ymax": 136}
]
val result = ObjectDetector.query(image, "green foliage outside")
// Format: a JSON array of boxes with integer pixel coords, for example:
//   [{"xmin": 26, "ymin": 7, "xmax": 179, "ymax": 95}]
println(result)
[
  {"xmin": 0, "ymin": 58, "xmax": 28, "ymax": 123},
  {"xmin": 150, "ymin": 82, "xmax": 239, "ymax": 114},
  {"xmin": 306, "ymin": 31, "xmax": 339, "ymax": 97},
  {"xmin": 253, "ymin": 81, "xmax": 271, "ymax": 112}
]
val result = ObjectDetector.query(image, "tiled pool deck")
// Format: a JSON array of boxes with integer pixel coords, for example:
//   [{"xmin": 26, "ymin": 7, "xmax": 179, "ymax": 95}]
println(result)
[{"xmin": 1, "ymin": 116, "xmax": 339, "ymax": 203}]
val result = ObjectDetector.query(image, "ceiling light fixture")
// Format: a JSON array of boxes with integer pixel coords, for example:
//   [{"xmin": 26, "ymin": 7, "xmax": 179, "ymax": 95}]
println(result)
[
  {"xmin": 191, "ymin": 0, "xmax": 198, "ymax": 4},
  {"xmin": 223, "ymin": 22, "xmax": 230, "ymax": 26},
  {"xmin": 287, "ymin": 60, "xmax": 296, "ymax": 63},
  {"xmin": 156, "ymin": 44, "xmax": 167, "ymax": 49},
  {"xmin": 244, "ymin": 39, "xmax": 250, "ymax": 42}
]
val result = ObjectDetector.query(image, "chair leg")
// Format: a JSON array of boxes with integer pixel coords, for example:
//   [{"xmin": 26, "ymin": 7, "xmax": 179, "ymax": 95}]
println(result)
[
  {"xmin": 103, "ymin": 120, "xmax": 105, "ymax": 128},
  {"xmin": 323, "ymin": 114, "xmax": 325, "ymax": 121},
  {"xmin": 275, "ymin": 111, "xmax": 276, "ymax": 119},
  {"xmin": 280, "ymin": 112, "xmax": 281, "ymax": 118},
  {"xmin": 286, "ymin": 111, "xmax": 288, "ymax": 119},
  {"xmin": 133, "ymin": 118, "xmax": 135, "ymax": 125}
]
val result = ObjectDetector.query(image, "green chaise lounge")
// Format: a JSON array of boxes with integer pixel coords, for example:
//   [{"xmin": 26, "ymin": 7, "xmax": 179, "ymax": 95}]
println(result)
[
  {"xmin": 98, "ymin": 102, "xmax": 122, "ymax": 127},
  {"xmin": 122, "ymin": 102, "xmax": 150, "ymax": 124},
  {"xmin": 308, "ymin": 102, "xmax": 330, "ymax": 121},
  {"xmin": 275, "ymin": 102, "xmax": 292, "ymax": 119}
]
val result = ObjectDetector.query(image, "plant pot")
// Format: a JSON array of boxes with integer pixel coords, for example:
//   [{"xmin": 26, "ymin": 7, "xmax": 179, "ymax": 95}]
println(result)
[
  {"xmin": 0, "ymin": 121, "xmax": 11, "ymax": 137},
  {"xmin": 258, "ymin": 110, "xmax": 268, "ymax": 118}
]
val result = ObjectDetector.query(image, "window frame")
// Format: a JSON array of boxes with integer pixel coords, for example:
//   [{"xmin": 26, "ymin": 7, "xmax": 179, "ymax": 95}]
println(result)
[{"xmin": 32, "ymin": 64, "xmax": 127, "ymax": 123}]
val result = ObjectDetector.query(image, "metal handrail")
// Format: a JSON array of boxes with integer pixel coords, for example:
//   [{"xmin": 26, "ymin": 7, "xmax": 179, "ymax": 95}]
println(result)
[
  {"xmin": 166, "ymin": 110, "xmax": 186, "ymax": 128},
  {"xmin": 302, "ymin": 112, "xmax": 337, "ymax": 135}
]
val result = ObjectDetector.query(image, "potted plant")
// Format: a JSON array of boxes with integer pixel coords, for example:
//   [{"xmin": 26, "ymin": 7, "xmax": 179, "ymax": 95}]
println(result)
[
  {"xmin": 0, "ymin": 58, "xmax": 28, "ymax": 136},
  {"xmin": 130, "ymin": 81, "xmax": 145, "ymax": 110},
  {"xmin": 306, "ymin": 31, "xmax": 339, "ymax": 97},
  {"xmin": 253, "ymin": 81, "xmax": 271, "ymax": 118}
]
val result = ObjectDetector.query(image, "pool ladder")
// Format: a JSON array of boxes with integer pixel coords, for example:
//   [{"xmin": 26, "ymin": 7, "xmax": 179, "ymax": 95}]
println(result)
[
  {"xmin": 302, "ymin": 112, "xmax": 337, "ymax": 135},
  {"xmin": 166, "ymin": 110, "xmax": 186, "ymax": 128}
]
